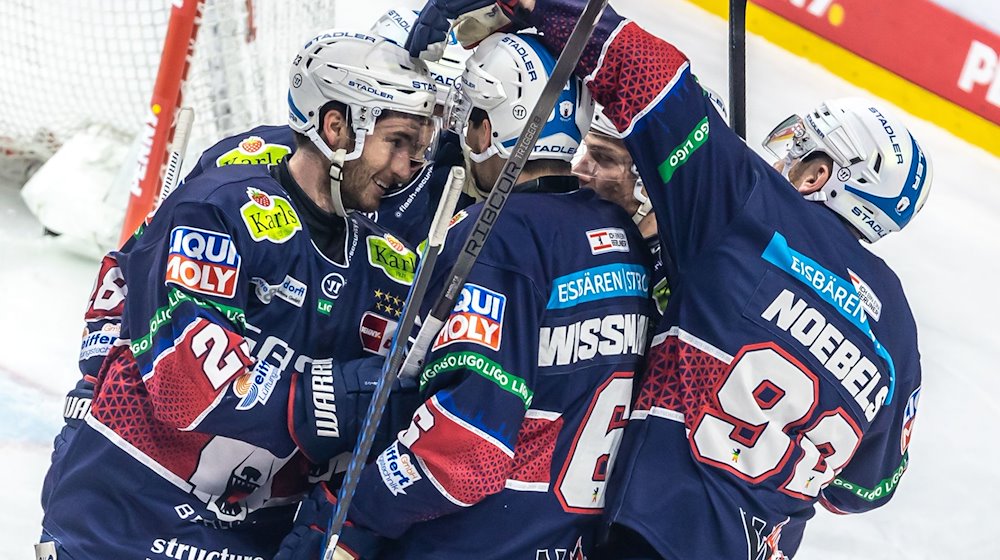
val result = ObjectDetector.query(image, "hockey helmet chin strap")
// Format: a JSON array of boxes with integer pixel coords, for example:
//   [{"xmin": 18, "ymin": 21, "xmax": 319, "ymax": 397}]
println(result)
[
  {"xmin": 631, "ymin": 167, "xmax": 652, "ymax": 225},
  {"xmin": 306, "ymin": 127, "xmax": 350, "ymax": 217}
]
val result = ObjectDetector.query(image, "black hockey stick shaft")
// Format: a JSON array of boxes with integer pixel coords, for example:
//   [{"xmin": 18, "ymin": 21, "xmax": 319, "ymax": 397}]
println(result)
[
  {"xmin": 729, "ymin": 0, "xmax": 747, "ymax": 139},
  {"xmin": 323, "ymin": 0, "xmax": 608, "ymax": 554}
]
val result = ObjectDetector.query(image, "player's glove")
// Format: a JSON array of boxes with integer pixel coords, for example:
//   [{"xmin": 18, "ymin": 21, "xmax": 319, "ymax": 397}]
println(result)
[
  {"xmin": 290, "ymin": 356, "xmax": 422, "ymax": 464},
  {"xmin": 274, "ymin": 482, "xmax": 384, "ymax": 560},
  {"xmin": 405, "ymin": 0, "xmax": 530, "ymax": 58}
]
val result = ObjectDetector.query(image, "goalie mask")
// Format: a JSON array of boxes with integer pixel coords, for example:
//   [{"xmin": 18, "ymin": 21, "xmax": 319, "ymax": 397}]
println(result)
[
  {"xmin": 763, "ymin": 97, "xmax": 932, "ymax": 243},
  {"xmin": 287, "ymin": 30, "xmax": 438, "ymax": 214}
]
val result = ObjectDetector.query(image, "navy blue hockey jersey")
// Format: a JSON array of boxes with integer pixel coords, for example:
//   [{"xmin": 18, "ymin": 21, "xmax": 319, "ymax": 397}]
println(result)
[
  {"xmin": 184, "ymin": 124, "xmax": 466, "ymax": 246},
  {"xmin": 346, "ymin": 181, "xmax": 657, "ymax": 559},
  {"xmin": 529, "ymin": 5, "xmax": 923, "ymax": 559},
  {"xmin": 42, "ymin": 163, "xmax": 418, "ymax": 559}
]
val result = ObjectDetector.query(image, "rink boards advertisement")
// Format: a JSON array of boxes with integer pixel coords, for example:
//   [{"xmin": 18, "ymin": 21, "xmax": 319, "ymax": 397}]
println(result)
[
  {"xmin": 751, "ymin": 0, "xmax": 1000, "ymax": 127},
  {"xmin": 687, "ymin": 0, "xmax": 1000, "ymax": 157}
]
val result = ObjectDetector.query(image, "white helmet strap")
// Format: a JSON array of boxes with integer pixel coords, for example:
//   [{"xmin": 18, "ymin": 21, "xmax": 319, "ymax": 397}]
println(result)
[
  {"xmin": 306, "ymin": 126, "xmax": 350, "ymax": 217},
  {"xmin": 631, "ymin": 166, "xmax": 651, "ymax": 225}
]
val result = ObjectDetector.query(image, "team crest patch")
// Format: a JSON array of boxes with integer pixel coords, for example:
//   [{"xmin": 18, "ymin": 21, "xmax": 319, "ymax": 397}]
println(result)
[
  {"xmin": 433, "ymin": 283, "xmax": 506, "ymax": 352},
  {"xmin": 240, "ymin": 187, "xmax": 302, "ymax": 243},
  {"xmin": 360, "ymin": 311, "xmax": 398, "ymax": 356},
  {"xmin": 367, "ymin": 234, "xmax": 417, "ymax": 285},
  {"xmin": 166, "ymin": 226, "xmax": 241, "ymax": 298},
  {"xmin": 215, "ymin": 136, "xmax": 291, "ymax": 167},
  {"xmin": 586, "ymin": 227, "xmax": 629, "ymax": 254}
]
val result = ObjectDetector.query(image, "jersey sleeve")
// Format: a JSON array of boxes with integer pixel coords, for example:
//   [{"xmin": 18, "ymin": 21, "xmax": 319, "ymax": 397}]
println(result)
[
  {"xmin": 118, "ymin": 198, "xmax": 294, "ymax": 455},
  {"xmin": 529, "ymin": 3, "xmax": 765, "ymax": 273},
  {"xmin": 346, "ymin": 261, "xmax": 545, "ymax": 539}
]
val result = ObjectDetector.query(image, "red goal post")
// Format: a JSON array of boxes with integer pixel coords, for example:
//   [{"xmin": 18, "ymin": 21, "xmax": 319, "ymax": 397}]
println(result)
[
  {"xmin": 0, "ymin": 0, "xmax": 336, "ymax": 249},
  {"xmin": 121, "ymin": 0, "xmax": 203, "ymax": 245}
]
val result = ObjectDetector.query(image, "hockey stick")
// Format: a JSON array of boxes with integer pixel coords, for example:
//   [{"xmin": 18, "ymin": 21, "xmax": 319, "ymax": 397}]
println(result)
[
  {"xmin": 729, "ymin": 0, "xmax": 747, "ymax": 138},
  {"xmin": 156, "ymin": 107, "xmax": 195, "ymax": 207},
  {"xmin": 321, "ymin": 164, "xmax": 466, "ymax": 558},
  {"xmin": 323, "ymin": 0, "xmax": 609, "ymax": 555}
]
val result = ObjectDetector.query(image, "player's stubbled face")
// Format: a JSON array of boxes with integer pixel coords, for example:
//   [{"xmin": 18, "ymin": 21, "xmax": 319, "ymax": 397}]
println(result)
[{"xmin": 342, "ymin": 112, "xmax": 429, "ymax": 212}]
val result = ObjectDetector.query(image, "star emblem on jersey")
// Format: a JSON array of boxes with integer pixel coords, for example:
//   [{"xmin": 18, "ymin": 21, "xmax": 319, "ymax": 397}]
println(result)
[{"xmin": 373, "ymin": 289, "xmax": 404, "ymax": 318}]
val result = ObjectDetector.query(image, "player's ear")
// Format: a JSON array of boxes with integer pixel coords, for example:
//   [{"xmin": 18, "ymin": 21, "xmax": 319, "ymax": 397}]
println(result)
[
  {"xmin": 792, "ymin": 154, "xmax": 832, "ymax": 195},
  {"xmin": 319, "ymin": 104, "xmax": 351, "ymax": 152},
  {"xmin": 466, "ymin": 111, "xmax": 492, "ymax": 154}
]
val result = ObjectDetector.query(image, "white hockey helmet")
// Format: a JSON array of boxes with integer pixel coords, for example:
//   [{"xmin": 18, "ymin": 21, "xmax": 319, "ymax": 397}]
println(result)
[
  {"xmin": 453, "ymin": 32, "xmax": 593, "ymax": 163},
  {"xmin": 370, "ymin": 8, "xmax": 471, "ymax": 106},
  {"xmin": 763, "ymin": 97, "xmax": 932, "ymax": 243},
  {"xmin": 287, "ymin": 30, "xmax": 438, "ymax": 163},
  {"xmin": 584, "ymin": 104, "xmax": 651, "ymax": 224}
]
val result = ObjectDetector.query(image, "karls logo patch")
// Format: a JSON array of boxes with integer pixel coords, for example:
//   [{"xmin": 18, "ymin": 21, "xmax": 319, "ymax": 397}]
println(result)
[
  {"xmin": 586, "ymin": 227, "xmax": 629, "ymax": 255},
  {"xmin": 901, "ymin": 387, "xmax": 920, "ymax": 454},
  {"xmin": 240, "ymin": 187, "xmax": 302, "ymax": 243},
  {"xmin": 233, "ymin": 360, "xmax": 282, "ymax": 411},
  {"xmin": 360, "ymin": 311, "xmax": 398, "ymax": 356},
  {"xmin": 377, "ymin": 442, "xmax": 422, "ymax": 496},
  {"xmin": 249, "ymin": 275, "xmax": 307, "ymax": 307},
  {"xmin": 214, "ymin": 135, "xmax": 291, "ymax": 167},
  {"xmin": 165, "ymin": 226, "xmax": 241, "ymax": 298},
  {"xmin": 433, "ymin": 284, "xmax": 506, "ymax": 352},
  {"xmin": 367, "ymin": 234, "xmax": 416, "ymax": 285}
]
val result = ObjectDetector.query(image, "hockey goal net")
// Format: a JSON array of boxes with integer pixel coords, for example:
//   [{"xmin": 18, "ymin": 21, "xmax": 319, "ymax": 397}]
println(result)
[{"xmin": 0, "ymin": 0, "xmax": 335, "ymax": 246}]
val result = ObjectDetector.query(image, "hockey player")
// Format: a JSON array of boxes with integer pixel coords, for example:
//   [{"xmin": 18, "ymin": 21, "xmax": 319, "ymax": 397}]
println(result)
[
  {"xmin": 573, "ymin": 105, "xmax": 667, "ymax": 314},
  {"xmin": 38, "ymin": 30, "xmax": 439, "ymax": 559},
  {"xmin": 39, "ymin": 8, "xmax": 469, "ymax": 509},
  {"xmin": 181, "ymin": 7, "xmax": 472, "ymax": 246},
  {"xmin": 406, "ymin": 0, "xmax": 931, "ymax": 558},
  {"xmin": 280, "ymin": 31, "xmax": 656, "ymax": 560}
]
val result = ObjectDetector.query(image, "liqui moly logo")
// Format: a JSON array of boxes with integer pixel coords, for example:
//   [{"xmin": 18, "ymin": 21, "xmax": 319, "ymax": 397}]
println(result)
[
  {"xmin": 165, "ymin": 226, "xmax": 241, "ymax": 298},
  {"xmin": 433, "ymin": 284, "xmax": 506, "ymax": 351}
]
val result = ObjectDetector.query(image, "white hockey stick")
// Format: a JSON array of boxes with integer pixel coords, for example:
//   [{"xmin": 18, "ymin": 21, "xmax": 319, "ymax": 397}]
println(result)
[
  {"xmin": 320, "ymin": 164, "xmax": 465, "ymax": 557},
  {"xmin": 323, "ymin": 0, "xmax": 609, "ymax": 555},
  {"xmin": 156, "ymin": 106, "xmax": 195, "ymax": 208}
]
